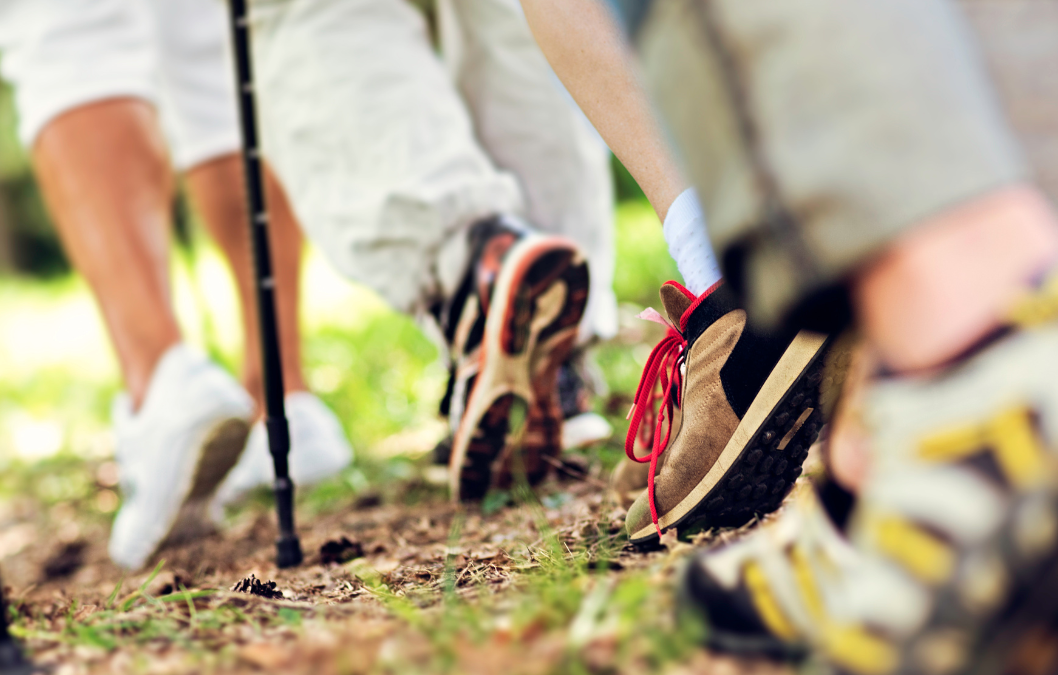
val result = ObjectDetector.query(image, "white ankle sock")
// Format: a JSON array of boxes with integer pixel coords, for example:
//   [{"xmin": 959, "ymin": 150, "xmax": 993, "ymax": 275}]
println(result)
[{"xmin": 662, "ymin": 188, "xmax": 722, "ymax": 295}]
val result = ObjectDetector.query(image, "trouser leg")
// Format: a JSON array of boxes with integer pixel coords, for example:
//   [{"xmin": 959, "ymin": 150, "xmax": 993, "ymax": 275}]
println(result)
[
  {"xmin": 439, "ymin": 0, "xmax": 618, "ymax": 340},
  {"xmin": 251, "ymin": 0, "xmax": 523, "ymax": 317},
  {"xmin": 636, "ymin": 0, "xmax": 1026, "ymax": 329},
  {"xmin": 958, "ymin": 0, "xmax": 1058, "ymax": 203}
]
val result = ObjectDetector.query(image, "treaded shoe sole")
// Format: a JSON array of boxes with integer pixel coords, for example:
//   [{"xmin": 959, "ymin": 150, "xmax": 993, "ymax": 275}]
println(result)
[
  {"xmin": 629, "ymin": 332, "xmax": 831, "ymax": 546},
  {"xmin": 161, "ymin": 417, "xmax": 250, "ymax": 547},
  {"xmin": 449, "ymin": 236, "xmax": 587, "ymax": 502},
  {"xmin": 495, "ymin": 389, "xmax": 562, "ymax": 490},
  {"xmin": 678, "ymin": 563, "xmax": 810, "ymax": 662},
  {"xmin": 495, "ymin": 258, "xmax": 590, "ymax": 489}
]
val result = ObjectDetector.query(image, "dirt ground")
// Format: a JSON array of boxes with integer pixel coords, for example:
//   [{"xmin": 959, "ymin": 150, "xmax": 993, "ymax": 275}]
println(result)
[{"xmin": 0, "ymin": 455, "xmax": 798, "ymax": 675}]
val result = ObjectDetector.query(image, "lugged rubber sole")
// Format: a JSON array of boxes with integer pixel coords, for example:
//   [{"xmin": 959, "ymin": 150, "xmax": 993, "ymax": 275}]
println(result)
[
  {"xmin": 163, "ymin": 417, "xmax": 250, "ymax": 546},
  {"xmin": 449, "ymin": 235, "xmax": 587, "ymax": 502},
  {"xmin": 630, "ymin": 332, "xmax": 831, "ymax": 546},
  {"xmin": 496, "ymin": 258, "xmax": 590, "ymax": 489}
]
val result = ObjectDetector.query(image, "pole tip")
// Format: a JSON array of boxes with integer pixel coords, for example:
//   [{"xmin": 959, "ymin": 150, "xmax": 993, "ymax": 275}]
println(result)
[
  {"xmin": 275, "ymin": 535, "xmax": 303, "ymax": 569},
  {"xmin": 0, "ymin": 636, "xmax": 33, "ymax": 675}
]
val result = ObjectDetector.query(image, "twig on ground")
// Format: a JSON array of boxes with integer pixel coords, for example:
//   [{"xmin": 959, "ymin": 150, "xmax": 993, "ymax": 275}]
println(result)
[{"xmin": 541, "ymin": 456, "xmax": 609, "ymax": 489}]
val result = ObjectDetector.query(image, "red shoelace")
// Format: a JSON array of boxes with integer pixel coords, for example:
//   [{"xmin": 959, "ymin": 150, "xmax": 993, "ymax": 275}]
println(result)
[{"xmin": 625, "ymin": 324, "xmax": 687, "ymax": 536}]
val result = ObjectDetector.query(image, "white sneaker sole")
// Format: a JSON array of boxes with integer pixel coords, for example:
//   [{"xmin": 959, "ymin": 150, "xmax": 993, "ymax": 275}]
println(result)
[{"xmin": 157, "ymin": 417, "xmax": 250, "ymax": 549}]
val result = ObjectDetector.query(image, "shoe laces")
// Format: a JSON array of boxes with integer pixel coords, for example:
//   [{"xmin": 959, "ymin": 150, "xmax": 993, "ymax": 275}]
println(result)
[{"xmin": 625, "ymin": 322, "xmax": 686, "ymax": 536}]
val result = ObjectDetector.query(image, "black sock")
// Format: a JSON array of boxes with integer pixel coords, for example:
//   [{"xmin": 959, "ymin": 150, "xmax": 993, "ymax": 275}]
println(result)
[{"xmin": 815, "ymin": 476, "xmax": 856, "ymax": 533}]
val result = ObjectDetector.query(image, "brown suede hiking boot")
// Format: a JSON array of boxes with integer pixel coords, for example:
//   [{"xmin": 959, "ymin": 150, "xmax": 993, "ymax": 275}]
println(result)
[
  {"xmin": 435, "ymin": 217, "xmax": 589, "ymax": 502},
  {"xmin": 611, "ymin": 388, "xmax": 675, "ymax": 509},
  {"xmin": 624, "ymin": 281, "xmax": 830, "ymax": 547}
]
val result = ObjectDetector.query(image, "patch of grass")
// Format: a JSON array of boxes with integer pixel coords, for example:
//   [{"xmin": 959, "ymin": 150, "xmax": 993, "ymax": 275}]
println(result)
[
  {"xmin": 12, "ymin": 561, "xmax": 308, "ymax": 671},
  {"xmin": 361, "ymin": 532, "xmax": 705, "ymax": 674},
  {"xmin": 346, "ymin": 474, "xmax": 705, "ymax": 674},
  {"xmin": 305, "ymin": 320, "xmax": 445, "ymax": 451}
]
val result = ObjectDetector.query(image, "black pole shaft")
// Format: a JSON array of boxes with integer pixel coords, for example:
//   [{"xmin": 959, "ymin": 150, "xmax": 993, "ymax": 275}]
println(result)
[
  {"xmin": 227, "ymin": 0, "xmax": 302, "ymax": 569},
  {"xmin": 0, "ymin": 572, "xmax": 31, "ymax": 675}
]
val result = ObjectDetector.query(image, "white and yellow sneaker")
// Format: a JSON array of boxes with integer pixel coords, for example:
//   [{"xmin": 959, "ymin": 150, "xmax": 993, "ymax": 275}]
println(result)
[{"xmin": 682, "ymin": 314, "xmax": 1058, "ymax": 675}]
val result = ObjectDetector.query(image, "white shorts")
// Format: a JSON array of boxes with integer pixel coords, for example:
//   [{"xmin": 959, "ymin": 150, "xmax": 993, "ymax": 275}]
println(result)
[{"xmin": 0, "ymin": 0, "xmax": 240, "ymax": 170}]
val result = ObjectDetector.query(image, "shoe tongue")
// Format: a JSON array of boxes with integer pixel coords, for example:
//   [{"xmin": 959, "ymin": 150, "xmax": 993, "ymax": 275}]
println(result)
[
  {"xmin": 477, "ymin": 232, "xmax": 518, "ymax": 305},
  {"xmin": 470, "ymin": 217, "xmax": 525, "ymax": 314},
  {"xmin": 677, "ymin": 282, "xmax": 741, "ymax": 343},
  {"xmin": 660, "ymin": 284, "xmax": 694, "ymax": 326}
]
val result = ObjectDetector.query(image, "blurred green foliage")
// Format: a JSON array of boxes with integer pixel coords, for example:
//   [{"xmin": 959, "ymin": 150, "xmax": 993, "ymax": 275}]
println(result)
[
  {"xmin": 0, "ymin": 79, "xmax": 22, "ymax": 178},
  {"xmin": 0, "ymin": 81, "xmax": 70, "ymax": 276},
  {"xmin": 612, "ymin": 155, "xmax": 646, "ymax": 204}
]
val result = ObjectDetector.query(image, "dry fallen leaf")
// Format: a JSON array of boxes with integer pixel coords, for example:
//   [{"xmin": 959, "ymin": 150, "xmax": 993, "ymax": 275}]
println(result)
[{"xmin": 238, "ymin": 642, "xmax": 294, "ymax": 670}]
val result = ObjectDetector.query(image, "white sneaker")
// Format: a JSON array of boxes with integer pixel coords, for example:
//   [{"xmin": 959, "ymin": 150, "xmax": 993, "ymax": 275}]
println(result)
[
  {"xmin": 561, "ymin": 412, "xmax": 613, "ymax": 450},
  {"xmin": 108, "ymin": 344, "xmax": 253, "ymax": 570},
  {"xmin": 210, "ymin": 392, "xmax": 353, "ymax": 518}
]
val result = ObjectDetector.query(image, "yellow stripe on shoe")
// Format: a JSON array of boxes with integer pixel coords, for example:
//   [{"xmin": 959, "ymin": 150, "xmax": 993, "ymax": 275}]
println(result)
[
  {"xmin": 821, "ymin": 624, "xmax": 900, "ymax": 675},
  {"xmin": 1007, "ymin": 273, "xmax": 1058, "ymax": 328},
  {"xmin": 918, "ymin": 406, "xmax": 1048, "ymax": 489},
  {"xmin": 790, "ymin": 545, "xmax": 826, "ymax": 621},
  {"xmin": 743, "ymin": 561, "xmax": 800, "ymax": 641},
  {"xmin": 873, "ymin": 516, "xmax": 956, "ymax": 585}
]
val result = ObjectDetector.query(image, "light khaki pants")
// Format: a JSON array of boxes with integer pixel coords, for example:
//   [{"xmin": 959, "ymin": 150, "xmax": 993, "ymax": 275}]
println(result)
[
  {"xmin": 251, "ymin": 0, "xmax": 617, "ymax": 341},
  {"xmin": 637, "ymin": 0, "xmax": 1036, "ymax": 328}
]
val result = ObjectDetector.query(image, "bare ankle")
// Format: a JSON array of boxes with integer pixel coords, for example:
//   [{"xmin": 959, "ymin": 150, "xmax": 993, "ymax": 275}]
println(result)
[
  {"xmin": 241, "ymin": 370, "xmax": 306, "ymax": 412},
  {"xmin": 853, "ymin": 185, "xmax": 1058, "ymax": 373},
  {"xmin": 125, "ymin": 337, "xmax": 181, "ymax": 412}
]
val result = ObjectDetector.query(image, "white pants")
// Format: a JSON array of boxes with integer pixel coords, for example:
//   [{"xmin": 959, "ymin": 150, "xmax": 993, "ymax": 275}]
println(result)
[
  {"xmin": 252, "ymin": 0, "xmax": 617, "ymax": 340},
  {"xmin": 0, "ymin": 0, "xmax": 240, "ymax": 171},
  {"xmin": 0, "ymin": 0, "xmax": 618, "ymax": 341}
]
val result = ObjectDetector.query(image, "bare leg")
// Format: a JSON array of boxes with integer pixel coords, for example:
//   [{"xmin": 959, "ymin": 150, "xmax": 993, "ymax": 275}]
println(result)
[
  {"xmin": 184, "ymin": 155, "xmax": 307, "ymax": 410},
  {"xmin": 32, "ymin": 98, "xmax": 181, "ymax": 410},
  {"xmin": 520, "ymin": 0, "xmax": 685, "ymax": 220}
]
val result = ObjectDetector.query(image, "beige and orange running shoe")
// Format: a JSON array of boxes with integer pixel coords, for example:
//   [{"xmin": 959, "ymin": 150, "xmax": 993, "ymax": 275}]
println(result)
[{"xmin": 437, "ymin": 217, "xmax": 589, "ymax": 502}]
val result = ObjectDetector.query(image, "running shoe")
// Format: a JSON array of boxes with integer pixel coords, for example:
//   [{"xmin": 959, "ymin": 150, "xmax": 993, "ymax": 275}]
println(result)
[
  {"xmin": 682, "ymin": 300, "xmax": 1058, "ymax": 674},
  {"xmin": 431, "ymin": 350, "xmax": 611, "ymax": 466},
  {"xmin": 438, "ymin": 216, "xmax": 589, "ymax": 501},
  {"xmin": 108, "ymin": 344, "xmax": 252, "ymax": 569}
]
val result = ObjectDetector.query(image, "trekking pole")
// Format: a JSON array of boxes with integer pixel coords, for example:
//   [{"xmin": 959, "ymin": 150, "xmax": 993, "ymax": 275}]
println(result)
[
  {"xmin": 0, "ymin": 571, "xmax": 32, "ymax": 675},
  {"xmin": 226, "ymin": 0, "xmax": 303, "ymax": 569}
]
